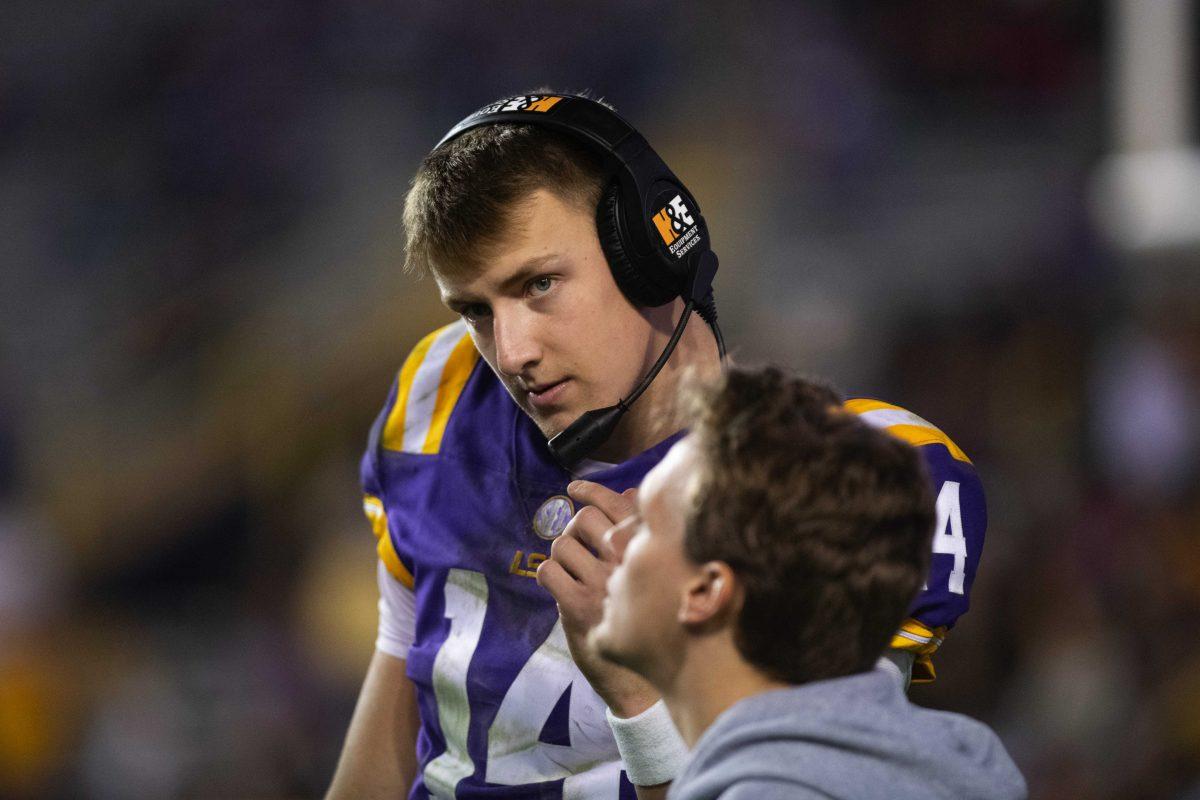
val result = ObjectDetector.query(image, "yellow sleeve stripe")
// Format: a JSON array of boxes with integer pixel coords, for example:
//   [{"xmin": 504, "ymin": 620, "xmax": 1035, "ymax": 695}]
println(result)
[
  {"xmin": 889, "ymin": 617, "xmax": 945, "ymax": 654},
  {"xmin": 844, "ymin": 399, "xmax": 972, "ymax": 464},
  {"xmin": 382, "ymin": 321, "xmax": 478, "ymax": 454},
  {"xmin": 844, "ymin": 398, "xmax": 905, "ymax": 415},
  {"xmin": 420, "ymin": 331, "xmax": 480, "ymax": 454},
  {"xmin": 884, "ymin": 425, "xmax": 971, "ymax": 464},
  {"xmin": 363, "ymin": 494, "xmax": 415, "ymax": 589},
  {"xmin": 889, "ymin": 617, "xmax": 946, "ymax": 684},
  {"xmin": 382, "ymin": 328, "xmax": 440, "ymax": 452}
]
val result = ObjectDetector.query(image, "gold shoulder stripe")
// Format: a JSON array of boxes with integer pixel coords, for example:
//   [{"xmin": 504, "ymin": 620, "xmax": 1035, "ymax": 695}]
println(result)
[
  {"xmin": 382, "ymin": 321, "xmax": 478, "ymax": 454},
  {"xmin": 381, "ymin": 328, "xmax": 440, "ymax": 452},
  {"xmin": 885, "ymin": 425, "xmax": 971, "ymax": 464},
  {"xmin": 420, "ymin": 331, "xmax": 480, "ymax": 454},
  {"xmin": 363, "ymin": 494, "xmax": 414, "ymax": 589},
  {"xmin": 844, "ymin": 398, "xmax": 972, "ymax": 464},
  {"xmin": 844, "ymin": 398, "xmax": 901, "ymax": 415}
]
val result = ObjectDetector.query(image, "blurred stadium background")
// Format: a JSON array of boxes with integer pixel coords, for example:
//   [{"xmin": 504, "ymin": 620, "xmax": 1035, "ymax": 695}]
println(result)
[{"xmin": 1, "ymin": 1, "xmax": 1198, "ymax": 797}]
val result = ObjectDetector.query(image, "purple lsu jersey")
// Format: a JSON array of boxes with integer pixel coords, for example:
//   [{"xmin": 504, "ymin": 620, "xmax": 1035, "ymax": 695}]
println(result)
[{"xmin": 360, "ymin": 321, "xmax": 987, "ymax": 799}]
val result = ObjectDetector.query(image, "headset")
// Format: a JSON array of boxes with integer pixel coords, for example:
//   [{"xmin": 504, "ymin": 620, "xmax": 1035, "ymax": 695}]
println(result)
[{"xmin": 434, "ymin": 93, "xmax": 726, "ymax": 467}]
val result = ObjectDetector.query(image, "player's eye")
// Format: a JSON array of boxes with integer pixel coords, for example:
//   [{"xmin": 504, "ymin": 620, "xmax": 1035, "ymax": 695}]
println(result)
[
  {"xmin": 528, "ymin": 276, "xmax": 555, "ymax": 297},
  {"xmin": 460, "ymin": 303, "xmax": 491, "ymax": 323}
]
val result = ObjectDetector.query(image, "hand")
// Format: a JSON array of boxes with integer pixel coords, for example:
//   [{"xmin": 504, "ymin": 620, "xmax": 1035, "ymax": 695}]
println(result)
[{"xmin": 537, "ymin": 480, "xmax": 660, "ymax": 718}]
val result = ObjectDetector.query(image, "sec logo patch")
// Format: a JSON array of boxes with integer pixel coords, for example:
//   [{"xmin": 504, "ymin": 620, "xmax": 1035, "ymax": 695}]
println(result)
[{"xmin": 533, "ymin": 495, "xmax": 574, "ymax": 540}]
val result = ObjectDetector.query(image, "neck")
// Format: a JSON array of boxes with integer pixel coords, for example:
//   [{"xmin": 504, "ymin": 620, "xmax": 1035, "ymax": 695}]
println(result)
[
  {"xmin": 659, "ymin": 639, "xmax": 789, "ymax": 748},
  {"xmin": 591, "ymin": 300, "xmax": 722, "ymax": 463}
]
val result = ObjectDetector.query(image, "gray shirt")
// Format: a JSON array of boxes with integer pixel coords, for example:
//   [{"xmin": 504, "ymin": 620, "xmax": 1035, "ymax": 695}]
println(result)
[{"xmin": 669, "ymin": 667, "xmax": 1026, "ymax": 800}]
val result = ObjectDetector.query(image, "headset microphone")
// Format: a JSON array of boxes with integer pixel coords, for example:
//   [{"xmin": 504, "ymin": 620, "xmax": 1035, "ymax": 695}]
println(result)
[{"xmin": 547, "ymin": 250, "xmax": 721, "ymax": 468}]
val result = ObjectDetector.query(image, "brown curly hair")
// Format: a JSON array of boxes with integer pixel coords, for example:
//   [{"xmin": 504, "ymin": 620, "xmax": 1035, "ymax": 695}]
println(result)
[{"xmin": 683, "ymin": 366, "xmax": 935, "ymax": 684}]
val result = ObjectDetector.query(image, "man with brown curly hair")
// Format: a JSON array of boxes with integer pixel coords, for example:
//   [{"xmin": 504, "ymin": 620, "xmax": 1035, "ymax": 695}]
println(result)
[{"xmin": 586, "ymin": 366, "xmax": 1025, "ymax": 800}]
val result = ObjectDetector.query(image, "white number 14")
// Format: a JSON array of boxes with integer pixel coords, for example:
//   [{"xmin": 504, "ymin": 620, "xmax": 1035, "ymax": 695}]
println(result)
[
  {"xmin": 423, "ymin": 569, "xmax": 620, "ymax": 799},
  {"xmin": 931, "ymin": 481, "xmax": 967, "ymax": 595}
]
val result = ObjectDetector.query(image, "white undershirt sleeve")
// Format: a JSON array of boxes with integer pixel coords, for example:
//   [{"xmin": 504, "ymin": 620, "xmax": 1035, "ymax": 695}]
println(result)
[
  {"xmin": 375, "ymin": 559, "xmax": 417, "ymax": 658},
  {"xmin": 877, "ymin": 648, "xmax": 915, "ymax": 691}
]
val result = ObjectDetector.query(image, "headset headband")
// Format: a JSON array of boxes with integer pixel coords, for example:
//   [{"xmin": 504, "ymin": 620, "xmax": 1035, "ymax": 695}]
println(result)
[
  {"xmin": 436, "ymin": 94, "xmax": 641, "ymax": 155},
  {"xmin": 433, "ymin": 93, "xmax": 716, "ymax": 308}
]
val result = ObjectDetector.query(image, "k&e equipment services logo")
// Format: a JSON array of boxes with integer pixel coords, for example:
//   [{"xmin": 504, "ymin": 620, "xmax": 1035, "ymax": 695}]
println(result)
[
  {"xmin": 474, "ymin": 94, "xmax": 564, "ymax": 116},
  {"xmin": 652, "ymin": 194, "xmax": 701, "ymax": 258}
]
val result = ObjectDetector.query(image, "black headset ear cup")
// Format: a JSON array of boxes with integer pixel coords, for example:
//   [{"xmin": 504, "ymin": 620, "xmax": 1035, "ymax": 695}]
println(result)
[{"xmin": 596, "ymin": 181, "xmax": 677, "ymax": 307}]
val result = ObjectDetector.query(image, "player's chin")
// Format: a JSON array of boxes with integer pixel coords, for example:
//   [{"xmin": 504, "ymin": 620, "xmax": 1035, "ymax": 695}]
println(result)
[{"xmin": 528, "ymin": 407, "xmax": 582, "ymax": 441}]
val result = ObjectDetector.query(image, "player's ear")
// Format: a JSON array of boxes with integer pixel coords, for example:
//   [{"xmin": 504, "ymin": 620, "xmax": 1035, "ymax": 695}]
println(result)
[{"xmin": 679, "ymin": 561, "xmax": 739, "ymax": 628}]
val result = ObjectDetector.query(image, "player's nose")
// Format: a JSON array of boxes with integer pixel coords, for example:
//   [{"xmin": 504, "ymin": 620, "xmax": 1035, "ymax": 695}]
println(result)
[{"xmin": 493, "ymin": 307, "xmax": 541, "ymax": 377}]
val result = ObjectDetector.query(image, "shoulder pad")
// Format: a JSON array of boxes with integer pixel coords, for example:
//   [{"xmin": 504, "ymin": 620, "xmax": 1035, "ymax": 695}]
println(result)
[
  {"xmin": 848, "ymin": 398, "xmax": 984, "ymax": 683},
  {"xmin": 844, "ymin": 398, "xmax": 972, "ymax": 464},
  {"xmin": 381, "ymin": 321, "xmax": 480, "ymax": 454}
]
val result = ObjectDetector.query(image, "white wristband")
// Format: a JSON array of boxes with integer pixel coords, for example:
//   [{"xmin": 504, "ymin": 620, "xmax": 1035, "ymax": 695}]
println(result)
[{"xmin": 606, "ymin": 700, "xmax": 688, "ymax": 787}]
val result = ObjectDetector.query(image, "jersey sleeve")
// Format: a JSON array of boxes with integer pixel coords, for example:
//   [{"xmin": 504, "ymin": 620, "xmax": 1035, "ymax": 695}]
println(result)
[
  {"xmin": 359, "ymin": 320, "xmax": 480, "ymax": 590},
  {"xmin": 357, "ymin": 419, "xmax": 415, "ymax": 587},
  {"xmin": 845, "ymin": 399, "xmax": 987, "ymax": 684},
  {"xmin": 360, "ymin": 377, "xmax": 415, "ymax": 589}
]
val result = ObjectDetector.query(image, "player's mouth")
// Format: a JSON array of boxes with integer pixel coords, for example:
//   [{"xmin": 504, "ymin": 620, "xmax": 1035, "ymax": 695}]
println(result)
[{"xmin": 526, "ymin": 379, "xmax": 570, "ymax": 410}]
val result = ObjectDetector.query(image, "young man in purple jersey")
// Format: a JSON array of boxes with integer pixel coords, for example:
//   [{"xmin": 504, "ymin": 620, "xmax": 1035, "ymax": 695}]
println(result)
[
  {"xmin": 580, "ymin": 367, "xmax": 1024, "ymax": 799},
  {"xmin": 327, "ymin": 92, "xmax": 987, "ymax": 800}
]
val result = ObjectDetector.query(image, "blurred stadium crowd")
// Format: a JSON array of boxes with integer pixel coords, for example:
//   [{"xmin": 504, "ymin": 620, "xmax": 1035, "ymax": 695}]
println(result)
[{"xmin": 1, "ymin": 1, "xmax": 1198, "ymax": 798}]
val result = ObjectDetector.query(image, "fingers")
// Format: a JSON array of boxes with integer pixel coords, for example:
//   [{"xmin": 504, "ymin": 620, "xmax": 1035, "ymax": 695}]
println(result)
[
  {"xmin": 561, "ymin": 505, "xmax": 615, "ymax": 552},
  {"xmin": 549, "ymin": 530, "xmax": 610, "ymax": 586},
  {"xmin": 541, "ymin": 481, "xmax": 637, "ymax": 630},
  {"xmin": 535, "ymin": 556, "xmax": 576, "ymax": 602},
  {"xmin": 537, "ymin": 539, "xmax": 606, "ymax": 631},
  {"xmin": 568, "ymin": 480, "xmax": 637, "ymax": 525}
]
